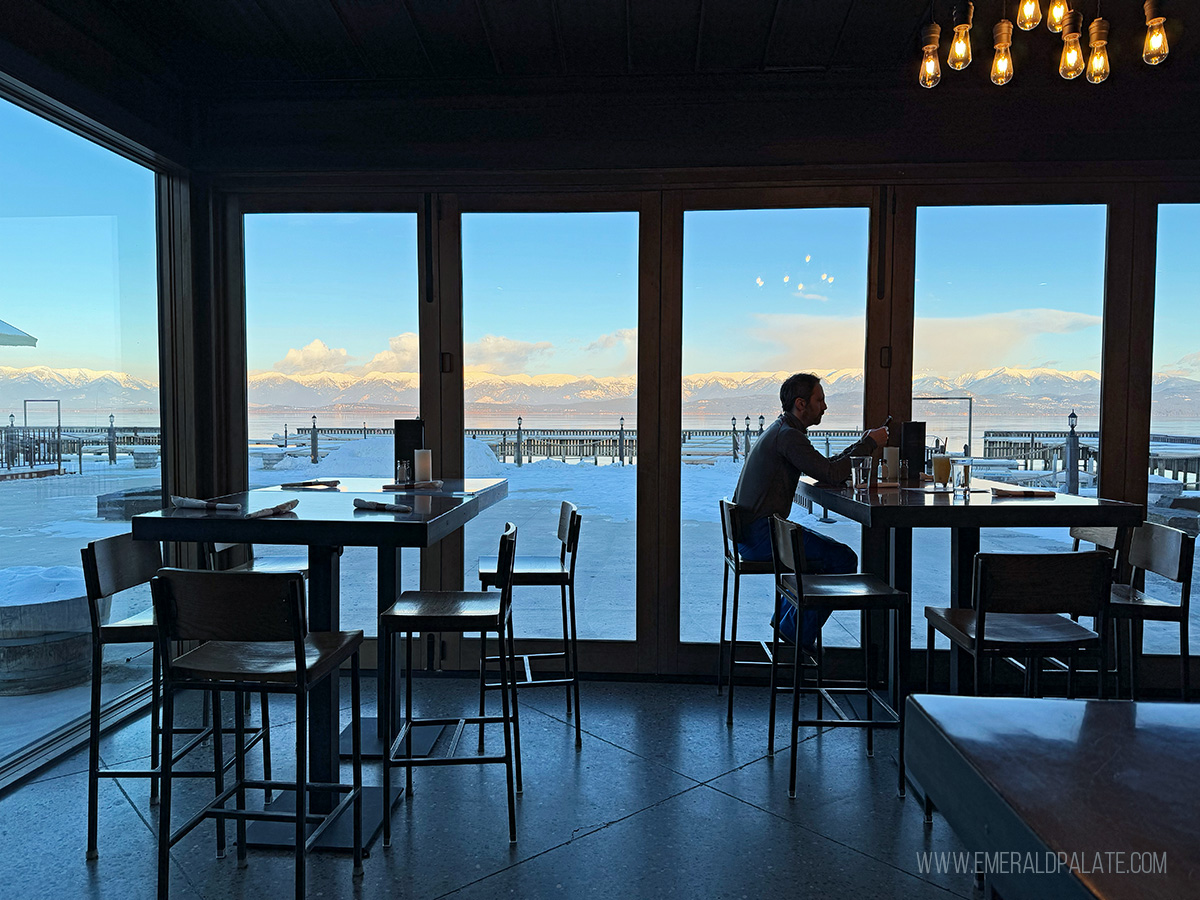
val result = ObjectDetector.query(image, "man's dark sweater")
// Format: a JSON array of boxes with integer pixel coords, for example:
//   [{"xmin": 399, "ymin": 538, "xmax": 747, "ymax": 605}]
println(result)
[{"xmin": 731, "ymin": 410, "xmax": 878, "ymax": 532}]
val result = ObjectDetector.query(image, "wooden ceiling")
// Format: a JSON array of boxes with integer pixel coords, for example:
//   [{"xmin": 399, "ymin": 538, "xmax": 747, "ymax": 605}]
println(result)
[
  {"xmin": 19, "ymin": 0, "xmax": 1193, "ymax": 90},
  {"xmin": 2, "ymin": 1, "xmax": 1196, "ymax": 172}
]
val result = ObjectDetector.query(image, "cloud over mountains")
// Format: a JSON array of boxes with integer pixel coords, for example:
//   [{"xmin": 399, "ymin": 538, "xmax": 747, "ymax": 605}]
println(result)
[{"xmin": 3, "ymin": 364, "xmax": 1200, "ymax": 420}]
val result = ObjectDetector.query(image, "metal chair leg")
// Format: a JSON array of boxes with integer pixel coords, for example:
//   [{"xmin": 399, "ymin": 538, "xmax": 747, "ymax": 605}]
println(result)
[{"xmin": 567, "ymin": 582, "xmax": 583, "ymax": 748}]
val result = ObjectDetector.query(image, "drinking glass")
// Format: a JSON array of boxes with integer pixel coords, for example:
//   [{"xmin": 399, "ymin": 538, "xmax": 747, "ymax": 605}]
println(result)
[
  {"xmin": 932, "ymin": 454, "xmax": 952, "ymax": 489},
  {"xmin": 956, "ymin": 462, "xmax": 972, "ymax": 493},
  {"xmin": 850, "ymin": 456, "xmax": 873, "ymax": 491}
]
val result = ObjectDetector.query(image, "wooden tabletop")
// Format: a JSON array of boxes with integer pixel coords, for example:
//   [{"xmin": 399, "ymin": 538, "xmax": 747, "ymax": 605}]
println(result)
[
  {"xmin": 795, "ymin": 477, "xmax": 1144, "ymax": 529},
  {"xmin": 905, "ymin": 695, "xmax": 1196, "ymax": 900},
  {"xmin": 132, "ymin": 476, "xmax": 508, "ymax": 548}
]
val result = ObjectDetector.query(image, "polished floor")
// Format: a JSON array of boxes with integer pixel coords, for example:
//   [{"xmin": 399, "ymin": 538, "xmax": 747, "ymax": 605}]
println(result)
[{"xmin": 0, "ymin": 675, "xmax": 976, "ymax": 899}]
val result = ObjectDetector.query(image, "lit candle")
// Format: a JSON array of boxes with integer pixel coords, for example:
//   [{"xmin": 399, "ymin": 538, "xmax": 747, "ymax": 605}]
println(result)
[{"xmin": 414, "ymin": 449, "xmax": 432, "ymax": 483}]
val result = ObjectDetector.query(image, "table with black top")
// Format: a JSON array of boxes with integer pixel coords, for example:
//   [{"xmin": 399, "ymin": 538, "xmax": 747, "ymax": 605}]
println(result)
[
  {"xmin": 905, "ymin": 694, "xmax": 1194, "ymax": 900},
  {"xmin": 792, "ymin": 477, "xmax": 1144, "ymax": 695},
  {"xmin": 132, "ymin": 476, "xmax": 508, "ymax": 849}
]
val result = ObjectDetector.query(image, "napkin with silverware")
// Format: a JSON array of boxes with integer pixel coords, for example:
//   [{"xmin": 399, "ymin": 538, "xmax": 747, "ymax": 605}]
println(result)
[
  {"xmin": 246, "ymin": 499, "xmax": 300, "ymax": 518},
  {"xmin": 172, "ymin": 496, "xmax": 242, "ymax": 512},
  {"xmin": 354, "ymin": 498, "xmax": 412, "ymax": 513},
  {"xmin": 991, "ymin": 486, "xmax": 1056, "ymax": 498}
]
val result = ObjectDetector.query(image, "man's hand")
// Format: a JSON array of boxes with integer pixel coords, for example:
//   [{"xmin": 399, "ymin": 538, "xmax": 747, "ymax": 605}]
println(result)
[{"xmin": 866, "ymin": 425, "xmax": 888, "ymax": 446}]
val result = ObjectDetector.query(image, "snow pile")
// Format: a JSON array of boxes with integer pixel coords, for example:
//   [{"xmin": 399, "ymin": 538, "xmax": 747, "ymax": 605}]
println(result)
[{"xmin": 0, "ymin": 566, "xmax": 87, "ymax": 607}]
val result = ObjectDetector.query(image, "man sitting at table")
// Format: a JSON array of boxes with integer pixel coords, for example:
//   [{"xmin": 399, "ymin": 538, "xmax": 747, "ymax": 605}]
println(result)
[{"xmin": 731, "ymin": 372, "xmax": 888, "ymax": 654}]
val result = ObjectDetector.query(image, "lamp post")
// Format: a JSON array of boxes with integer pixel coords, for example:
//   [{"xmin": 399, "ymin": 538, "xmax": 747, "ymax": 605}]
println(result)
[
  {"xmin": 744, "ymin": 416, "xmax": 752, "ymax": 457},
  {"xmin": 107, "ymin": 413, "xmax": 117, "ymax": 465},
  {"xmin": 516, "ymin": 416, "xmax": 523, "ymax": 467},
  {"xmin": 311, "ymin": 414, "xmax": 318, "ymax": 464},
  {"xmin": 758, "ymin": 415, "xmax": 765, "ymax": 434},
  {"xmin": 618, "ymin": 416, "xmax": 625, "ymax": 466},
  {"xmin": 1066, "ymin": 409, "xmax": 1079, "ymax": 494},
  {"xmin": 731, "ymin": 416, "xmax": 738, "ymax": 461}
]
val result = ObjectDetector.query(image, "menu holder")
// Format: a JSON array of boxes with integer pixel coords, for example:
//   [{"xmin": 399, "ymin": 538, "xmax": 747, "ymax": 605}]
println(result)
[{"xmin": 393, "ymin": 417, "xmax": 424, "ymax": 487}]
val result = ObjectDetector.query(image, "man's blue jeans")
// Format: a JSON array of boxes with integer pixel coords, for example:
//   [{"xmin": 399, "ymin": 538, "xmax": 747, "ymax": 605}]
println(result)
[{"xmin": 737, "ymin": 516, "xmax": 857, "ymax": 649}]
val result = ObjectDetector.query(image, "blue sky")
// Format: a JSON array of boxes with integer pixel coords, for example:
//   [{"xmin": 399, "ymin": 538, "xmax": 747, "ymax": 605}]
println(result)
[
  {"xmin": 2, "ymin": 95, "xmax": 1197, "ymax": 387},
  {"xmin": 0, "ymin": 100, "xmax": 157, "ymax": 380}
]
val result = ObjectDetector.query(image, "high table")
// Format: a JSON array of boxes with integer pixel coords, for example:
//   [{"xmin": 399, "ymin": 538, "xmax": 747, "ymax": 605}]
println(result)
[
  {"xmin": 905, "ymin": 694, "xmax": 1194, "ymax": 900},
  {"xmin": 132, "ymin": 476, "xmax": 508, "ymax": 848},
  {"xmin": 793, "ymin": 477, "xmax": 1144, "ymax": 694}
]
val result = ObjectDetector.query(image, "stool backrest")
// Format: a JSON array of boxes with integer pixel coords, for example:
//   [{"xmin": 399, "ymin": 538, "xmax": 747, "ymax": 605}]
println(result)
[
  {"xmin": 556, "ymin": 501, "xmax": 582, "ymax": 571},
  {"xmin": 973, "ymin": 551, "xmax": 1112, "ymax": 620},
  {"xmin": 151, "ymin": 569, "xmax": 306, "ymax": 643},
  {"xmin": 81, "ymin": 533, "xmax": 163, "ymax": 633},
  {"xmin": 719, "ymin": 500, "xmax": 739, "ymax": 562},
  {"xmin": 768, "ymin": 515, "xmax": 809, "ymax": 603},
  {"xmin": 202, "ymin": 542, "xmax": 254, "ymax": 571},
  {"xmin": 495, "ymin": 522, "xmax": 519, "ymax": 612},
  {"xmin": 1128, "ymin": 521, "xmax": 1195, "ymax": 586}
]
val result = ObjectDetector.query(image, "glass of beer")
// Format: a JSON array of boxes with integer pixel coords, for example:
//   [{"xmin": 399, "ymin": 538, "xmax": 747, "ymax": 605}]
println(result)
[{"xmin": 932, "ymin": 454, "xmax": 952, "ymax": 489}]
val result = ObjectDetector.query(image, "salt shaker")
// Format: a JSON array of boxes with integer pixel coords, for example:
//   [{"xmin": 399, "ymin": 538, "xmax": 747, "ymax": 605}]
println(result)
[
  {"xmin": 898, "ymin": 459, "xmax": 910, "ymax": 485},
  {"xmin": 395, "ymin": 460, "xmax": 410, "ymax": 486}
]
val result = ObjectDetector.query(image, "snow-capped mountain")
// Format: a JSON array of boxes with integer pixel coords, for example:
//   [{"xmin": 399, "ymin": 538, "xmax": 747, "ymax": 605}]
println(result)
[
  {"xmin": 0, "ymin": 365, "xmax": 158, "ymax": 412},
  {"xmin": 2, "ymin": 364, "xmax": 1199, "ymax": 419}
]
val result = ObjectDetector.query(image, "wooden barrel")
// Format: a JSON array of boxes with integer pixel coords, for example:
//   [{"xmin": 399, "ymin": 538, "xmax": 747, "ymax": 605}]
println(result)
[{"xmin": 0, "ymin": 567, "xmax": 101, "ymax": 695}]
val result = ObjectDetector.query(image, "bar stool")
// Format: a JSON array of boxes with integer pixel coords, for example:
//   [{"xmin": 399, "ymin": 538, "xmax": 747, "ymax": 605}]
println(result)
[
  {"xmin": 766, "ymin": 515, "xmax": 909, "ymax": 798},
  {"xmin": 150, "ymin": 569, "xmax": 364, "ymax": 900},
  {"xmin": 80, "ymin": 533, "xmax": 273, "ymax": 861},
  {"xmin": 478, "ymin": 501, "xmax": 582, "ymax": 746},
  {"xmin": 718, "ymin": 499, "xmax": 777, "ymax": 725},
  {"xmin": 381, "ymin": 523, "xmax": 521, "ymax": 844},
  {"xmin": 203, "ymin": 541, "xmax": 310, "ymax": 576},
  {"xmin": 1109, "ymin": 521, "xmax": 1194, "ymax": 700}
]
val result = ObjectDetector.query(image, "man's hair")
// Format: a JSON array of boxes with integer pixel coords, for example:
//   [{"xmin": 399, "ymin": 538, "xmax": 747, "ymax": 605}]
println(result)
[{"xmin": 780, "ymin": 373, "xmax": 821, "ymax": 412}]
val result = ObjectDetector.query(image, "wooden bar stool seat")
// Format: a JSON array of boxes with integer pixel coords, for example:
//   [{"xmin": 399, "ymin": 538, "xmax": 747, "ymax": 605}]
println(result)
[
  {"xmin": 766, "ymin": 515, "xmax": 909, "ymax": 799},
  {"xmin": 150, "ymin": 569, "xmax": 364, "ymax": 900},
  {"xmin": 81, "ymin": 533, "xmax": 273, "ymax": 862},
  {"xmin": 478, "ymin": 501, "xmax": 582, "ymax": 746},
  {"xmin": 718, "ymin": 499, "xmax": 775, "ymax": 727},
  {"xmin": 382, "ymin": 523, "xmax": 522, "ymax": 844}
]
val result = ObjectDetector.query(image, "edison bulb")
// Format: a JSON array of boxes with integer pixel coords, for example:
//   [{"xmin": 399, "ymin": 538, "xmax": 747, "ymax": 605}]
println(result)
[
  {"xmin": 1087, "ymin": 18, "xmax": 1110, "ymax": 83},
  {"xmin": 1144, "ymin": 18, "xmax": 1169, "ymax": 65},
  {"xmin": 1017, "ymin": 0, "xmax": 1042, "ymax": 30},
  {"xmin": 1047, "ymin": 0, "xmax": 1068, "ymax": 33},
  {"xmin": 991, "ymin": 20, "xmax": 1014, "ymax": 85},
  {"xmin": 919, "ymin": 24, "xmax": 941, "ymax": 88},
  {"xmin": 1060, "ymin": 35, "xmax": 1084, "ymax": 79},
  {"xmin": 948, "ymin": 26, "xmax": 972, "ymax": 70},
  {"xmin": 991, "ymin": 46, "xmax": 1013, "ymax": 85}
]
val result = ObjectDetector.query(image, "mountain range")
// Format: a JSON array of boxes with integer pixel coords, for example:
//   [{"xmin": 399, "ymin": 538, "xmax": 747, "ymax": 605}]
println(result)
[{"xmin": 2, "ymin": 364, "xmax": 1200, "ymax": 419}]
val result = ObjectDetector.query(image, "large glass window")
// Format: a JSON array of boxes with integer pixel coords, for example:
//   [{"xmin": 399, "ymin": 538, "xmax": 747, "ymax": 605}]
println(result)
[
  {"xmin": 1149, "ymin": 203, "xmax": 1200, "ymax": 654},
  {"xmin": 0, "ymin": 99, "xmax": 159, "ymax": 769},
  {"xmin": 680, "ymin": 207, "xmax": 871, "ymax": 648},
  {"xmin": 243, "ymin": 213, "xmax": 420, "ymax": 633},
  {"xmin": 461, "ymin": 212, "xmax": 639, "ymax": 641},
  {"xmin": 915, "ymin": 204, "xmax": 1107, "ymax": 645}
]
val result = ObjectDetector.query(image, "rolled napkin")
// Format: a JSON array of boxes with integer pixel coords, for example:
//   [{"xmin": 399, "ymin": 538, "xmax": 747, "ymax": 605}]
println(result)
[
  {"xmin": 991, "ymin": 486, "xmax": 1056, "ymax": 498},
  {"xmin": 354, "ymin": 498, "xmax": 412, "ymax": 513},
  {"xmin": 279, "ymin": 479, "xmax": 339, "ymax": 489},
  {"xmin": 172, "ymin": 495, "xmax": 242, "ymax": 513},
  {"xmin": 411, "ymin": 480, "xmax": 444, "ymax": 490},
  {"xmin": 246, "ymin": 499, "xmax": 300, "ymax": 518}
]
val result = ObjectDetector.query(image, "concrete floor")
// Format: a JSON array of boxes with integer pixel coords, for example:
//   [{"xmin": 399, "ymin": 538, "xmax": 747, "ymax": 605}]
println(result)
[{"xmin": 0, "ymin": 675, "xmax": 978, "ymax": 899}]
